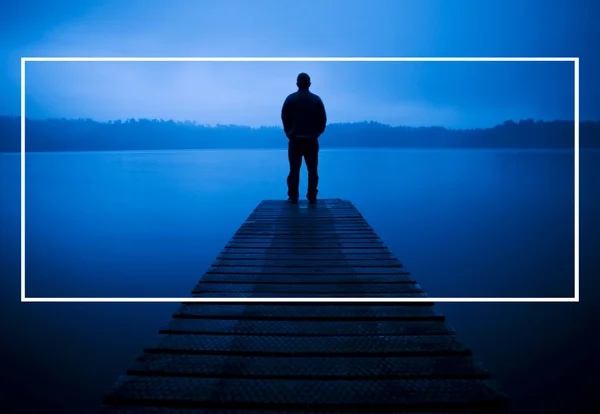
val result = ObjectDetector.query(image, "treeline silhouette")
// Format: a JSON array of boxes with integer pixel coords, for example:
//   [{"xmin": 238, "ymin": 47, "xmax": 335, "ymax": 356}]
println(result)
[{"xmin": 0, "ymin": 116, "xmax": 597, "ymax": 151}]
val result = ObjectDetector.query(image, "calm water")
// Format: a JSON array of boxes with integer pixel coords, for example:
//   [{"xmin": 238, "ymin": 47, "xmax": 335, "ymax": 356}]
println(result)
[{"xmin": 1, "ymin": 148, "xmax": 599, "ymax": 412}]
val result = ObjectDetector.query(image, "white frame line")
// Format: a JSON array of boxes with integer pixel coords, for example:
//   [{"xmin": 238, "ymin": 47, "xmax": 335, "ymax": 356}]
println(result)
[
  {"xmin": 21, "ymin": 58, "xmax": 26, "ymax": 303},
  {"xmin": 20, "ymin": 56, "xmax": 580, "ymax": 303}
]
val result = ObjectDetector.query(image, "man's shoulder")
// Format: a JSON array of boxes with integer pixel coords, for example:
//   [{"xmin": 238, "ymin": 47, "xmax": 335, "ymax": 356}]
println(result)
[
  {"xmin": 309, "ymin": 91, "xmax": 323, "ymax": 102},
  {"xmin": 285, "ymin": 90, "xmax": 323, "ymax": 104}
]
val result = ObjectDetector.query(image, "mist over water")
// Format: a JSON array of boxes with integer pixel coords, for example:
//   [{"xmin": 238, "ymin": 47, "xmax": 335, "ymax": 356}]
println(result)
[
  {"xmin": 13, "ymin": 148, "xmax": 578, "ymax": 298},
  {"xmin": 0, "ymin": 147, "xmax": 598, "ymax": 413}
]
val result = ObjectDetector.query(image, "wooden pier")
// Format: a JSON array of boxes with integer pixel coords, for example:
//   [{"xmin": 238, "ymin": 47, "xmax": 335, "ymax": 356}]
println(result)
[{"xmin": 99, "ymin": 199, "xmax": 508, "ymax": 413}]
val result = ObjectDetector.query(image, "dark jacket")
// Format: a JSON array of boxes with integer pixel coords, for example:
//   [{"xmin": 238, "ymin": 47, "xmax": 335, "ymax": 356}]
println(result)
[{"xmin": 281, "ymin": 89, "xmax": 327, "ymax": 139}]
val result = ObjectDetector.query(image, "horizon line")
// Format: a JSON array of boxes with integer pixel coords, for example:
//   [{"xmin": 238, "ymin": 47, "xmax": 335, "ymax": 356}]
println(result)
[{"xmin": 1, "ymin": 114, "xmax": 585, "ymax": 131}]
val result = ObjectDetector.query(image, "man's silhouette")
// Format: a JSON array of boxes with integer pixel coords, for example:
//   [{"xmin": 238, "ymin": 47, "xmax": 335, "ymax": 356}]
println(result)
[{"xmin": 281, "ymin": 73, "xmax": 327, "ymax": 204}]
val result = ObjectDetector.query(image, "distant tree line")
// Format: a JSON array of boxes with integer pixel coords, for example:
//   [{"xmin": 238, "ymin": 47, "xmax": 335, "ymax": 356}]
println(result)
[{"xmin": 0, "ymin": 116, "xmax": 597, "ymax": 152}]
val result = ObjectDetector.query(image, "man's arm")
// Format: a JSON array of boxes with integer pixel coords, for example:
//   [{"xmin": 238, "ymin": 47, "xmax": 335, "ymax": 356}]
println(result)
[
  {"xmin": 317, "ymin": 97, "xmax": 327, "ymax": 136},
  {"xmin": 281, "ymin": 96, "xmax": 293, "ymax": 137}
]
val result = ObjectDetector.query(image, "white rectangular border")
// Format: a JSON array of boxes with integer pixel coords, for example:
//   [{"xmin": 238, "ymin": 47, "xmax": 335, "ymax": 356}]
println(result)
[{"xmin": 20, "ymin": 56, "xmax": 580, "ymax": 303}]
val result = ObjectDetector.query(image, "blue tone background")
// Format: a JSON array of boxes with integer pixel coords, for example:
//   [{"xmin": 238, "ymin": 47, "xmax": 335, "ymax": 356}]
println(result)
[
  {"xmin": 1, "ymin": 0, "xmax": 599, "ymax": 413},
  {"xmin": 1, "ymin": 0, "xmax": 598, "ymax": 125}
]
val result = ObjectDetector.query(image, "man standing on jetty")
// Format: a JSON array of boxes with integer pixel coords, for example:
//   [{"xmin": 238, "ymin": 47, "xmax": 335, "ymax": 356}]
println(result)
[{"xmin": 281, "ymin": 72, "xmax": 327, "ymax": 204}]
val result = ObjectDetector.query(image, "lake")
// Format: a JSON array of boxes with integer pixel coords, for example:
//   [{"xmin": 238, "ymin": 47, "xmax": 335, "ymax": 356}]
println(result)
[{"xmin": 1, "ymin": 148, "xmax": 599, "ymax": 413}]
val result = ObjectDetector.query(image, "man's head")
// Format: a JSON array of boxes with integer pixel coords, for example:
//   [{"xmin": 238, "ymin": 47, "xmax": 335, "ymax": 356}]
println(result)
[{"xmin": 296, "ymin": 72, "xmax": 311, "ymax": 90}]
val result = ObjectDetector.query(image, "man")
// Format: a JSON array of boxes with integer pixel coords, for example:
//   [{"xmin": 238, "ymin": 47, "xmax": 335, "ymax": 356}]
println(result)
[{"xmin": 281, "ymin": 72, "xmax": 327, "ymax": 204}]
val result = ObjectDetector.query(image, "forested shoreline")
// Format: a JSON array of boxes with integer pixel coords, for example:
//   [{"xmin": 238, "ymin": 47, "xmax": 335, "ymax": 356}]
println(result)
[{"xmin": 0, "ymin": 116, "xmax": 597, "ymax": 151}]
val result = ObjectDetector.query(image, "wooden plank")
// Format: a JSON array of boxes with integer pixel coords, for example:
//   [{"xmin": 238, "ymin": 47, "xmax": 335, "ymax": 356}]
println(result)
[
  {"xmin": 231, "ymin": 234, "xmax": 381, "ymax": 239},
  {"xmin": 224, "ymin": 245, "xmax": 389, "ymax": 250},
  {"xmin": 242, "ymin": 222, "xmax": 370, "ymax": 226},
  {"xmin": 174, "ymin": 304, "xmax": 440, "ymax": 320},
  {"xmin": 226, "ymin": 240, "xmax": 386, "ymax": 246},
  {"xmin": 239, "ymin": 224, "xmax": 374, "ymax": 228},
  {"xmin": 256, "ymin": 204, "xmax": 356, "ymax": 207},
  {"xmin": 101, "ymin": 377, "xmax": 508, "ymax": 413},
  {"xmin": 160, "ymin": 319, "xmax": 453, "ymax": 336},
  {"xmin": 256, "ymin": 203, "xmax": 353, "ymax": 207},
  {"xmin": 244, "ymin": 218, "xmax": 369, "ymax": 223},
  {"xmin": 212, "ymin": 259, "xmax": 402, "ymax": 267},
  {"xmin": 239, "ymin": 228, "xmax": 374, "ymax": 233},
  {"xmin": 217, "ymin": 253, "xmax": 396, "ymax": 259},
  {"xmin": 192, "ymin": 282, "xmax": 424, "ymax": 294},
  {"xmin": 249, "ymin": 213, "xmax": 362, "ymax": 217},
  {"xmin": 254, "ymin": 208, "xmax": 360, "ymax": 213},
  {"xmin": 256, "ymin": 205, "xmax": 353, "ymax": 208},
  {"xmin": 240, "ymin": 225, "xmax": 372, "ymax": 228},
  {"xmin": 199, "ymin": 274, "xmax": 415, "ymax": 284},
  {"xmin": 251, "ymin": 212, "xmax": 357, "ymax": 215},
  {"xmin": 104, "ymin": 376, "xmax": 507, "ymax": 410},
  {"xmin": 248, "ymin": 216, "xmax": 364, "ymax": 220},
  {"xmin": 100, "ymin": 409, "xmax": 501, "ymax": 414},
  {"xmin": 237, "ymin": 227, "xmax": 375, "ymax": 230},
  {"xmin": 241, "ymin": 221, "xmax": 371, "ymax": 226},
  {"xmin": 251, "ymin": 210, "xmax": 357, "ymax": 213},
  {"xmin": 191, "ymin": 292, "xmax": 429, "ymax": 298},
  {"xmin": 148, "ymin": 334, "xmax": 472, "ymax": 356},
  {"xmin": 98, "ymin": 406, "xmax": 491, "ymax": 414},
  {"xmin": 253, "ymin": 210, "xmax": 359, "ymax": 212},
  {"xmin": 97, "ymin": 406, "xmax": 506, "ymax": 414},
  {"xmin": 247, "ymin": 217, "xmax": 366, "ymax": 222},
  {"xmin": 239, "ymin": 228, "xmax": 374, "ymax": 232},
  {"xmin": 245, "ymin": 215, "xmax": 368, "ymax": 219},
  {"xmin": 237, "ymin": 231, "xmax": 375, "ymax": 234},
  {"xmin": 205, "ymin": 266, "xmax": 407, "ymax": 274},
  {"xmin": 258, "ymin": 203, "xmax": 353, "ymax": 206},
  {"xmin": 127, "ymin": 354, "xmax": 488, "ymax": 379},
  {"xmin": 242, "ymin": 222, "xmax": 371, "ymax": 226},
  {"xmin": 225, "ymin": 244, "xmax": 388, "ymax": 249},
  {"xmin": 228, "ymin": 238, "xmax": 384, "ymax": 243},
  {"xmin": 248, "ymin": 215, "xmax": 364, "ymax": 219},
  {"xmin": 254, "ymin": 204, "xmax": 355, "ymax": 208},
  {"xmin": 237, "ymin": 227, "xmax": 375, "ymax": 231},
  {"xmin": 221, "ymin": 248, "xmax": 393, "ymax": 255},
  {"xmin": 243, "ymin": 221, "xmax": 372, "ymax": 226},
  {"xmin": 259, "ymin": 199, "xmax": 349, "ymax": 203}
]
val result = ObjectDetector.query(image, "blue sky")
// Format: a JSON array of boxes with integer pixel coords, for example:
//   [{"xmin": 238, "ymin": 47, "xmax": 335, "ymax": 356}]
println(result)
[{"xmin": 1, "ymin": 0, "xmax": 598, "ymax": 128}]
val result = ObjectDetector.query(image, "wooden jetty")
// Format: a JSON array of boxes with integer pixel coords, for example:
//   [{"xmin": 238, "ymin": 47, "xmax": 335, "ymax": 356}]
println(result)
[{"xmin": 99, "ymin": 199, "xmax": 508, "ymax": 413}]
